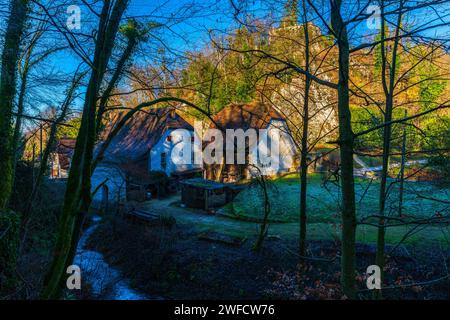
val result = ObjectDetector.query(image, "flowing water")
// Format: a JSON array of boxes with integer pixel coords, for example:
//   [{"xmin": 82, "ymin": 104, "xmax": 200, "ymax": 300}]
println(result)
[{"xmin": 73, "ymin": 216, "xmax": 148, "ymax": 300}]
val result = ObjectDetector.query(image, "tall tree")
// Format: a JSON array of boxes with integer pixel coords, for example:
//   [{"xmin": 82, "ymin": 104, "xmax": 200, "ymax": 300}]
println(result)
[
  {"xmin": 0, "ymin": 0, "xmax": 30, "ymax": 294},
  {"xmin": 0, "ymin": 0, "xmax": 30, "ymax": 208},
  {"xmin": 329, "ymin": 0, "xmax": 357, "ymax": 298},
  {"xmin": 41, "ymin": 0, "xmax": 132, "ymax": 299},
  {"xmin": 375, "ymin": 0, "xmax": 404, "ymax": 298},
  {"xmin": 299, "ymin": 0, "xmax": 311, "ymax": 257}
]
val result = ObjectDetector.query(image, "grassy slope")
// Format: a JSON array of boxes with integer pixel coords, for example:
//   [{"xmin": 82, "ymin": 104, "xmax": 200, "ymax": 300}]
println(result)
[{"xmin": 219, "ymin": 173, "xmax": 449, "ymax": 245}]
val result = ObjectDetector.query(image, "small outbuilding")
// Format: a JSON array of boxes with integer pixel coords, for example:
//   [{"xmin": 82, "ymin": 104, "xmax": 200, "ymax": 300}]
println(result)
[
  {"xmin": 180, "ymin": 178, "xmax": 248, "ymax": 210},
  {"xmin": 121, "ymin": 162, "xmax": 169, "ymax": 202},
  {"xmin": 180, "ymin": 178, "xmax": 228, "ymax": 210}
]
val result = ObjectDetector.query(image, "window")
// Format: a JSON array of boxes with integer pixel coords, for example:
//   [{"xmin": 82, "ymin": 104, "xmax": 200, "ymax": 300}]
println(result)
[{"xmin": 161, "ymin": 152, "xmax": 167, "ymax": 170}]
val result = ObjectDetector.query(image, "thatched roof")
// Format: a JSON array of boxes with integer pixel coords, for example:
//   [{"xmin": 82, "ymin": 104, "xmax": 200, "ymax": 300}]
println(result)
[
  {"xmin": 210, "ymin": 102, "xmax": 285, "ymax": 130},
  {"xmin": 99, "ymin": 107, "xmax": 193, "ymax": 163}
]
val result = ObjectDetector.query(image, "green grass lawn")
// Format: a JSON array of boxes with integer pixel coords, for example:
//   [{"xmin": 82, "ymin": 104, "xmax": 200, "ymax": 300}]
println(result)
[
  {"xmin": 217, "ymin": 173, "xmax": 449, "ymax": 245},
  {"xmin": 224, "ymin": 173, "xmax": 448, "ymax": 223}
]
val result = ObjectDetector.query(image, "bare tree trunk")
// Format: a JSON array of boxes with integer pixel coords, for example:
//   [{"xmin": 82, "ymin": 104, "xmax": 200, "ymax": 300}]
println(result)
[
  {"xmin": 253, "ymin": 171, "xmax": 270, "ymax": 251},
  {"xmin": 330, "ymin": 0, "xmax": 357, "ymax": 299},
  {"xmin": 299, "ymin": 4, "xmax": 311, "ymax": 257},
  {"xmin": 299, "ymin": 91, "xmax": 309, "ymax": 256},
  {"xmin": 375, "ymin": 0, "xmax": 403, "ymax": 299},
  {"xmin": 375, "ymin": 102, "xmax": 392, "ymax": 298},
  {"xmin": 31, "ymin": 144, "xmax": 36, "ymax": 185},
  {"xmin": 96, "ymin": 27, "xmax": 139, "ymax": 134},
  {"xmin": 398, "ymin": 111, "xmax": 407, "ymax": 217}
]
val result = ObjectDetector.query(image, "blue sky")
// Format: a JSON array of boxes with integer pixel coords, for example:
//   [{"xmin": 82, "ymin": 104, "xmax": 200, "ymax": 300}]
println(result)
[
  {"xmin": 17, "ymin": 0, "xmax": 450, "ymax": 115},
  {"xmin": 51, "ymin": 0, "xmax": 450, "ymax": 68},
  {"xmin": 50, "ymin": 0, "xmax": 239, "ymax": 79}
]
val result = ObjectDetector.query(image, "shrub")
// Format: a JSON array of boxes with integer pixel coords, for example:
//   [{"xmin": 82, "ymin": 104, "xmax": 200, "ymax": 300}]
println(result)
[{"xmin": 0, "ymin": 210, "xmax": 21, "ymax": 296}]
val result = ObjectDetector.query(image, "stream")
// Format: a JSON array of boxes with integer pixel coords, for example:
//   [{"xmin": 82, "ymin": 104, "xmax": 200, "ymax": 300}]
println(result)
[
  {"xmin": 353, "ymin": 155, "xmax": 427, "ymax": 177},
  {"xmin": 73, "ymin": 216, "xmax": 148, "ymax": 300}
]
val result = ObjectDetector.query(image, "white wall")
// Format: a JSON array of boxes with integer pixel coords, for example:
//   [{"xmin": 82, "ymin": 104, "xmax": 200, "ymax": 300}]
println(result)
[
  {"xmin": 91, "ymin": 164, "xmax": 127, "ymax": 208},
  {"xmin": 149, "ymin": 129, "xmax": 202, "ymax": 176},
  {"xmin": 248, "ymin": 119, "xmax": 297, "ymax": 177},
  {"xmin": 149, "ymin": 123, "xmax": 295, "ymax": 178},
  {"xmin": 271, "ymin": 119, "xmax": 297, "ymax": 171}
]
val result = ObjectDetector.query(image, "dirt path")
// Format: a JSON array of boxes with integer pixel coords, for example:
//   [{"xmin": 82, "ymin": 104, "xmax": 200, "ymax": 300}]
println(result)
[
  {"xmin": 138, "ymin": 194, "xmax": 448, "ymax": 247},
  {"xmin": 139, "ymin": 196, "xmax": 300, "ymax": 239}
]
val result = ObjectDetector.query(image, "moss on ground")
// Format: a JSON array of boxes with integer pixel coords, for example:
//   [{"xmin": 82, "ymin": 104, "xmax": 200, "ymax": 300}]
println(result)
[
  {"xmin": 217, "ymin": 173, "xmax": 449, "ymax": 246},
  {"xmin": 225, "ymin": 173, "xmax": 448, "ymax": 223}
]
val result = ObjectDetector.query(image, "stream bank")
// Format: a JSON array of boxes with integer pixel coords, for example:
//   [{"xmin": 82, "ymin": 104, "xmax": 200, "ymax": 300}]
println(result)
[{"xmin": 74, "ymin": 216, "xmax": 148, "ymax": 300}]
